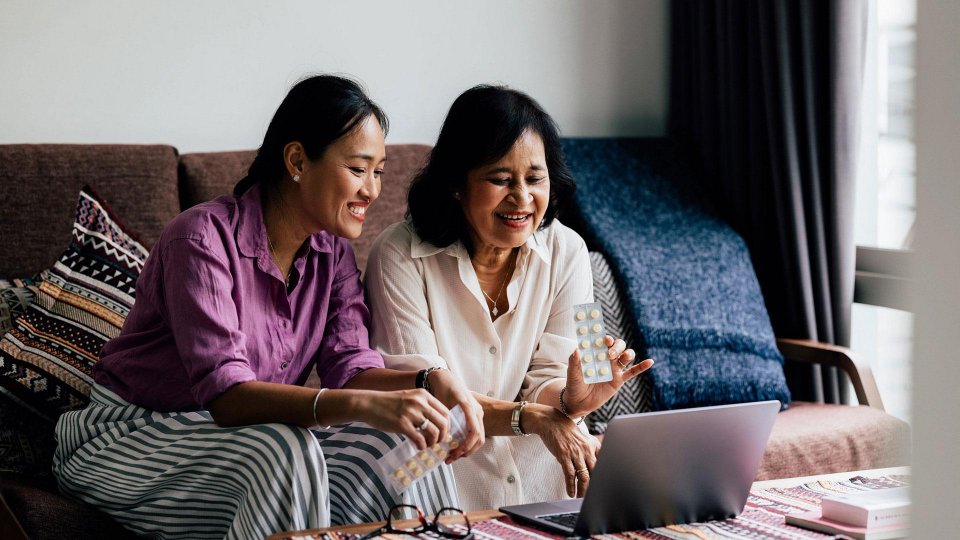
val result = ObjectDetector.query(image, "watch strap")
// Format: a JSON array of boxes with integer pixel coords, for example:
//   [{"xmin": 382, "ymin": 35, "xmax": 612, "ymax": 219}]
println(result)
[{"xmin": 511, "ymin": 400, "xmax": 529, "ymax": 436}]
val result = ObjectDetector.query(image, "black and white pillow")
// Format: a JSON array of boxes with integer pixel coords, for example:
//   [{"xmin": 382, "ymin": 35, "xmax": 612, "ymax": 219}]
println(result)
[
  {"xmin": 585, "ymin": 251, "xmax": 654, "ymax": 435},
  {"xmin": 0, "ymin": 186, "xmax": 148, "ymax": 474}
]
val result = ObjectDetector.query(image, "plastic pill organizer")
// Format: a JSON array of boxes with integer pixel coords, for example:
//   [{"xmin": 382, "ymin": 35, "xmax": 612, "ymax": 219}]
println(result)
[
  {"xmin": 574, "ymin": 302, "xmax": 612, "ymax": 384},
  {"xmin": 380, "ymin": 405, "xmax": 467, "ymax": 494}
]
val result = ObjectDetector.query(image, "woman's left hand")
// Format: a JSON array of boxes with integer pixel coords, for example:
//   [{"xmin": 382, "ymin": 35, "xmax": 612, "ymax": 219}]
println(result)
[
  {"xmin": 561, "ymin": 336, "xmax": 654, "ymax": 418},
  {"xmin": 424, "ymin": 369, "xmax": 486, "ymax": 463}
]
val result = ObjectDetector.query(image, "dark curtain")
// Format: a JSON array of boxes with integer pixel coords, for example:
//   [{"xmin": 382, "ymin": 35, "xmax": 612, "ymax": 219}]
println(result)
[{"xmin": 669, "ymin": 0, "xmax": 867, "ymax": 403}]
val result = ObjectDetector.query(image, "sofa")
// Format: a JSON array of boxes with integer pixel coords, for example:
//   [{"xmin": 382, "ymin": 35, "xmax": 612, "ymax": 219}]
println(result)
[{"xmin": 0, "ymin": 141, "xmax": 910, "ymax": 539}]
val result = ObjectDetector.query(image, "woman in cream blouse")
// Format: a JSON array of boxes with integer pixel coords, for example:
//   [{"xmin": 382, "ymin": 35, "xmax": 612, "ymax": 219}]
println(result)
[{"xmin": 365, "ymin": 85, "xmax": 654, "ymax": 511}]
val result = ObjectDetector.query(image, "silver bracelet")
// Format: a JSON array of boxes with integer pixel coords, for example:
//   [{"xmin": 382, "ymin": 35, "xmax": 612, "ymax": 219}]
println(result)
[
  {"xmin": 558, "ymin": 387, "xmax": 585, "ymax": 426},
  {"xmin": 312, "ymin": 388, "xmax": 330, "ymax": 429}
]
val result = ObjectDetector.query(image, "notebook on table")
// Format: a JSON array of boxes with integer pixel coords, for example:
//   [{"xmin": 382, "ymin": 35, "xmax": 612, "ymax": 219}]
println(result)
[{"xmin": 499, "ymin": 400, "xmax": 780, "ymax": 536}]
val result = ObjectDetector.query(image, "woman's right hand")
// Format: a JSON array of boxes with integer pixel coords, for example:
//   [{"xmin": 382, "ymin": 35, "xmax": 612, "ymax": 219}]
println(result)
[
  {"xmin": 355, "ymin": 389, "xmax": 451, "ymax": 450},
  {"xmin": 523, "ymin": 405, "xmax": 602, "ymax": 498}
]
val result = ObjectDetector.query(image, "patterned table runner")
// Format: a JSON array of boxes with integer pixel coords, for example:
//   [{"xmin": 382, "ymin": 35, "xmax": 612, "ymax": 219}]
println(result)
[{"xmin": 280, "ymin": 473, "xmax": 909, "ymax": 540}]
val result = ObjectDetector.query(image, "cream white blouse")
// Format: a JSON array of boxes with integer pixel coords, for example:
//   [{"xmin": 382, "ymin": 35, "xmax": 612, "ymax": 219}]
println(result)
[{"xmin": 365, "ymin": 220, "xmax": 594, "ymax": 511}]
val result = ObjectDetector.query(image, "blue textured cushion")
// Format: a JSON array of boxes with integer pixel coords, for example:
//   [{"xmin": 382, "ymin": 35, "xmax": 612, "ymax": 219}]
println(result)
[{"xmin": 561, "ymin": 138, "xmax": 791, "ymax": 410}]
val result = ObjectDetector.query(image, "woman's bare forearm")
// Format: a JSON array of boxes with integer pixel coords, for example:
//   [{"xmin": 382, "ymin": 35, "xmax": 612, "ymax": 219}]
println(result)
[
  {"xmin": 341, "ymin": 367, "xmax": 418, "ymax": 391},
  {"xmin": 208, "ymin": 380, "xmax": 368, "ymax": 428}
]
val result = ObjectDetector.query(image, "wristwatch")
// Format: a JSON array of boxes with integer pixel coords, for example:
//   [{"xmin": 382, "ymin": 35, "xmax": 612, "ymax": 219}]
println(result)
[{"xmin": 511, "ymin": 401, "xmax": 529, "ymax": 436}]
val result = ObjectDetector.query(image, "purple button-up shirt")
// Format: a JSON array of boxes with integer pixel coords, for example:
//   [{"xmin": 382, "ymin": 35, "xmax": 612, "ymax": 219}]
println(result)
[{"xmin": 94, "ymin": 184, "xmax": 384, "ymax": 412}]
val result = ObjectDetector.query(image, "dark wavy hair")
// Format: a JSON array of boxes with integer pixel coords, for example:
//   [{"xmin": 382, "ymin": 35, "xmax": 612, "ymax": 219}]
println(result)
[
  {"xmin": 407, "ymin": 85, "xmax": 575, "ymax": 248},
  {"xmin": 234, "ymin": 74, "xmax": 388, "ymax": 196}
]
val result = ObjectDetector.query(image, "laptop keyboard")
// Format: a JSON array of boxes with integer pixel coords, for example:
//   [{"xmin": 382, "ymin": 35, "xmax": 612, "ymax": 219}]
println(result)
[{"xmin": 539, "ymin": 511, "xmax": 580, "ymax": 529}]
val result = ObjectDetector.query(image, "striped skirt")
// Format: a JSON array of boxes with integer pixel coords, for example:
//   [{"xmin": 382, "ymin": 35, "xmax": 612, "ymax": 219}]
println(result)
[{"xmin": 53, "ymin": 384, "xmax": 459, "ymax": 540}]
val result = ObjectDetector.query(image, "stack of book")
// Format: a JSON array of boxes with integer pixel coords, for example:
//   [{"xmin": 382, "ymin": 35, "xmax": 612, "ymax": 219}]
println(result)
[{"xmin": 785, "ymin": 487, "xmax": 910, "ymax": 540}]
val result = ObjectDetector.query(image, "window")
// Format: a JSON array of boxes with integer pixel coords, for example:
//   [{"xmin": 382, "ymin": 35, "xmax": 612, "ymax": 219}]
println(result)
[{"xmin": 852, "ymin": 0, "xmax": 916, "ymax": 423}]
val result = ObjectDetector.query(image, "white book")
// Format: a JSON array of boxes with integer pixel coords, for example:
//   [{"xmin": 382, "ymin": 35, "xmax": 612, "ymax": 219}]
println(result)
[{"xmin": 820, "ymin": 487, "xmax": 910, "ymax": 528}]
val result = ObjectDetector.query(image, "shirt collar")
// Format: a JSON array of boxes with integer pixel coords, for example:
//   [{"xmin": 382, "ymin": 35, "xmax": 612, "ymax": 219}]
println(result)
[
  {"xmin": 236, "ymin": 184, "xmax": 333, "ymax": 258},
  {"xmin": 409, "ymin": 224, "xmax": 551, "ymax": 266}
]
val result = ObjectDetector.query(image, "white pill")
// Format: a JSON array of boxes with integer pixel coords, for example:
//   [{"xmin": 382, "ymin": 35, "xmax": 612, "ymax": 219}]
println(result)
[
  {"xmin": 595, "ymin": 338, "xmax": 605, "ymax": 347},
  {"xmin": 599, "ymin": 367, "xmax": 610, "ymax": 375},
  {"xmin": 590, "ymin": 309, "xmax": 601, "ymax": 319},
  {"xmin": 576, "ymin": 311, "xmax": 586, "ymax": 320},
  {"xmin": 585, "ymin": 368, "xmax": 596, "ymax": 377},
  {"xmin": 592, "ymin": 323, "xmax": 602, "ymax": 333},
  {"xmin": 582, "ymin": 354, "xmax": 593, "ymax": 363},
  {"xmin": 578, "ymin": 326, "xmax": 588, "ymax": 335}
]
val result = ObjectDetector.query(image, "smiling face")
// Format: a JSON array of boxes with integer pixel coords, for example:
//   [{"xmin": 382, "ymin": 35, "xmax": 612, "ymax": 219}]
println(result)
[
  {"xmin": 295, "ymin": 115, "xmax": 386, "ymax": 239},
  {"xmin": 460, "ymin": 130, "xmax": 550, "ymax": 252}
]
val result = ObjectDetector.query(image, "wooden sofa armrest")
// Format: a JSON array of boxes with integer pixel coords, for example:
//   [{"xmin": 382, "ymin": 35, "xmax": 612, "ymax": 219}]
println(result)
[{"xmin": 776, "ymin": 338, "xmax": 886, "ymax": 410}]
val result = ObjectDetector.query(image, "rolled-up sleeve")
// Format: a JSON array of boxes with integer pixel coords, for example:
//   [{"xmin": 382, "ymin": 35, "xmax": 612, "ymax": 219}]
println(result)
[
  {"xmin": 314, "ymin": 242, "xmax": 384, "ymax": 389},
  {"xmin": 520, "ymin": 239, "xmax": 593, "ymax": 402},
  {"xmin": 161, "ymin": 235, "xmax": 257, "ymax": 407}
]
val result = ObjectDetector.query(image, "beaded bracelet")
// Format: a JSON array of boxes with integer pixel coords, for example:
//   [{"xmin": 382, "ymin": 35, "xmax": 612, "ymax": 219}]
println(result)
[
  {"xmin": 558, "ymin": 386, "xmax": 585, "ymax": 426},
  {"xmin": 419, "ymin": 366, "xmax": 445, "ymax": 394}
]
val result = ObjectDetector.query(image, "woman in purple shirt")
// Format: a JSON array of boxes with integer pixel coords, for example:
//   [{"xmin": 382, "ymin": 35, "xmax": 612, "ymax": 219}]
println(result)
[{"xmin": 52, "ymin": 75, "xmax": 484, "ymax": 540}]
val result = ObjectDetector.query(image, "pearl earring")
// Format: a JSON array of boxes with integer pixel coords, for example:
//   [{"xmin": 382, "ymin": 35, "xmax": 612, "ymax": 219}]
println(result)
[{"xmin": 292, "ymin": 174, "xmax": 301, "ymax": 183}]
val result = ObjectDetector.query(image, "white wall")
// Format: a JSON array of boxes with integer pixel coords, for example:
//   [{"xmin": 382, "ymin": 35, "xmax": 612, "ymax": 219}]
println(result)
[
  {"xmin": 911, "ymin": 1, "xmax": 960, "ymax": 537},
  {"xmin": 0, "ymin": 0, "xmax": 667, "ymax": 153}
]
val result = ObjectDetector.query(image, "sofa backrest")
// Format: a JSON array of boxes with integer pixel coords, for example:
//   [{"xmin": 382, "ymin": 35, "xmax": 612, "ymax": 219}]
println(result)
[
  {"xmin": 0, "ymin": 144, "xmax": 181, "ymax": 277},
  {"xmin": 0, "ymin": 143, "xmax": 430, "ymax": 278},
  {"xmin": 177, "ymin": 144, "xmax": 431, "ymax": 271}
]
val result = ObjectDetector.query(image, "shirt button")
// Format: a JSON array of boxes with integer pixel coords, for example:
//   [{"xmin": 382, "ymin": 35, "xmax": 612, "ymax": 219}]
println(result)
[
  {"xmin": 489, "ymin": 346, "xmax": 497, "ymax": 354},
  {"xmin": 280, "ymin": 361, "xmax": 289, "ymax": 370},
  {"xmin": 486, "ymin": 391, "xmax": 494, "ymax": 397},
  {"xmin": 507, "ymin": 474, "xmax": 516, "ymax": 484}
]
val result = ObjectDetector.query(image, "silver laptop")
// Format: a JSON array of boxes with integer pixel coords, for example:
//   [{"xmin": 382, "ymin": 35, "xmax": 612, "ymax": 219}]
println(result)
[{"xmin": 499, "ymin": 400, "xmax": 780, "ymax": 536}]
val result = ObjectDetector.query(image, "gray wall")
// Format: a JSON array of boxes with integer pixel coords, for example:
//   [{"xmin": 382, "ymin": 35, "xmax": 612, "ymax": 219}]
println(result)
[{"xmin": 0, "ymin": 0, "xmax": 668, "ymax": 152}]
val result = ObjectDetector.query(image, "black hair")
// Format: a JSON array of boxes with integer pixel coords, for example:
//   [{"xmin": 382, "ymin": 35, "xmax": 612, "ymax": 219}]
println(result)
[
  {"xmin": 407, "ymin": 84, "xmax": 575, "ymax": 248},
  {"xmin": 234, "ymin": 74, "xmax": 388, "ymax": 196}
]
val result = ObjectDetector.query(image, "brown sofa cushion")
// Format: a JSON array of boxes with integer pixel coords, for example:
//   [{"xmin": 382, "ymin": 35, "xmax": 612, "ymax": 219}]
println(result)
[
  {"xmin": 0, "ymin": 145, "xmax": 180, "ymax": 277},
  {"xmin": 177, "ymin": 149, "xmax": 255, "ymax": 211},
  {"xmin": 756, "ymin": 401, "xmax": 912, "ymax": 480},
  {"xmin": 178, "ymin": 144, "xmax": 431, "ymax": 271}
]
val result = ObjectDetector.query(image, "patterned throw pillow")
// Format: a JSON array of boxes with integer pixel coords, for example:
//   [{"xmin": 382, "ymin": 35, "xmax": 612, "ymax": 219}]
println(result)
[
  {"xmin": 0, "ymin": 186, "xmax": 148, "ymax": 423},
  {"xmin": 0, "ymin": 278, "xmax": 39, "ymax": 334},
  {"xmin": 584, "ymin": 252, "xmax": 653, "ymax": 435}
]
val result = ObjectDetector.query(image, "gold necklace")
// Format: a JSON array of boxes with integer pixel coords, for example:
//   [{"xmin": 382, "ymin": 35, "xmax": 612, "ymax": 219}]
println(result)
[
  {"xmin": 267, "ymin": 194, "xmax": 293, "ymax": 287},
  {"xmin": 481, "ymin": 255, "xmax": 514, "ymax": 317},
  {"xmin": 267, "ymin": 233, "xmax": 292, "ymax": 286}
]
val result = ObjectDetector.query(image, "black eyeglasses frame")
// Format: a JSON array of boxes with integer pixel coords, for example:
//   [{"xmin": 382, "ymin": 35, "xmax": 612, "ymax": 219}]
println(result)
[{"xmin": 359, "ymin": 504, "xmax": 473, "ymax": 540}]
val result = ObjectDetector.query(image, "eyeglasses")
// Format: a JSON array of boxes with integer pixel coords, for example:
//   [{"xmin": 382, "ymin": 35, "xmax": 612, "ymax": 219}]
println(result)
[{"xmin": 359, "ymin": 504, "xmax": 473, "ymax": 540}]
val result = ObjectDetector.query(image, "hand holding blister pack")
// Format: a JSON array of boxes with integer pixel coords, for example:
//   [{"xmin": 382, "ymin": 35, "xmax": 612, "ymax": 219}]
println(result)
[
  {"xmin": 380, "ymin": 405, "xmax": 468, "ymax": 494},
  {"xmin": 573, "ymin": 302, "xmax": 613, "ymax": 384}
]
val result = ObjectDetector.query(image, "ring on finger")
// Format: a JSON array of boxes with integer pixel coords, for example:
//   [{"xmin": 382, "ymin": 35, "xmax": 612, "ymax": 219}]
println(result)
[
  {"xmin": 415, "ymin": 418, "xmax": 429, "ymax": 431},
  {"xmin": 575, "ymin": 467, "xmax": 589, "ymax": 477}
]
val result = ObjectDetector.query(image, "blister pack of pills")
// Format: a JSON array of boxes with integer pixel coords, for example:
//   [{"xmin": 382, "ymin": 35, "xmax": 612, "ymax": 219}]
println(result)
[
  {"xmin": 573, "ymin": 302, "xmax": 612, "ymax": 384},
  {"xmin": 380, "ymin": 405, "xmax": 467, "ymax": 494}
]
